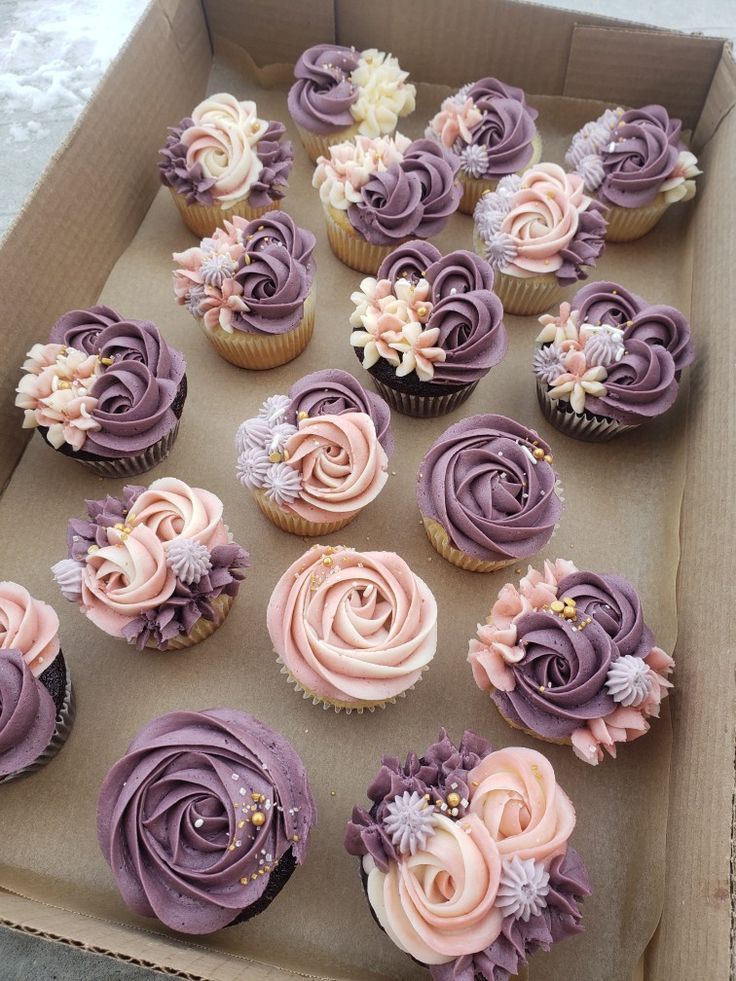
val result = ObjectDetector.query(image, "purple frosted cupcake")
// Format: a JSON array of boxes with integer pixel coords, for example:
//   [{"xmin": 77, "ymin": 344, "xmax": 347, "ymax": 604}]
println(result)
[
  {"xmin": 565, "ymin": 104, "xmax": 701, "ymax": 241},
  {"xmin": 533, "ymin": 281, "xmax": 694, "ymax": 441},
  {"xmin": 172, "ymin": 212, "xmax": 316, "ymax": 369},
  {"xmin": 288, "ymin": 44, "xmax": 415, "ymax": 162},
  {"xmin": 15, "ymin": 307, "xmax": 187, "ymax": 477},
  {"xmin": 417, "ymin": 414, "xmax": 563, "ymax": 571},
  {"xmin": 350, "ymin": 242, "xmax": 507, "ymax": 417},
  {"xmin": 159, "ymin": 93, "xmax": 293, "ymax": 238},
  {"xmin": 427, "ymin": 76, "xmax": 542, "ymax": 215},
  {"xmin": 313, "ymin": 134, "xmax": 461, "ymax": 273},
  {"xmin": 98, "ymin": 709, "xmax": 316, "ymax": 933}
]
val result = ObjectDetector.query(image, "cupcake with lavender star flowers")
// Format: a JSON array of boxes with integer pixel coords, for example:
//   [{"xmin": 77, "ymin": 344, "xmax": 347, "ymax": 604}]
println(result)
[
  {"xmin": 427, "ymin": 77, "xmax": 542, "ymax": 215},
  {"xmin": 468, "ymin": 560, "xmax": 674, "ymax": 764},
  {"xmin": 54, "ymin": 478, "xmax": 249, "ymax": 651},
  {"xmin": 345, "ymin": 730, "xmax": 590, "ymax": 978},
  {"xmin": 416, "ymin": 414, "xmax": 563, "ymax": 572},
  {"xmin": 98, "ymin": 709, "xmax": 315, "ymax": 932},
  {"xmin": 473, "ymin": 164, "xmax": 607, "ymax": 316},
  {"xmin": 566, "ymin": 104, "xmax": 701, "ymax": 241},
  {"xmin": 313, "ymin": 135, "xmax": 461, "ymax": 273},
  {"xmin": 172, "ymin": 212, "xmax": 316, "ymax": 369},
  {"xmin": 350, "ymin": 242, "xmax": 507, "ymax": 417},
  {"xmin": 0, "ymin": 583, "xmax": 74, "ymax": 783},
  {"xmin": 15, "ymin": 307, "xmax": 187, "ymax": 477},
  {"xmin": 159, "ymin": 93, "xmax": 293, "ymax": 238},
  {"xmin": 288, "ymin": 44, "xmax": 416, "ymax": 163},
  {"xmin": 236, "ymin": 394, "xmax": 389, "ymax": 536},
  {"xmin": 533, "ymin": 280, "xmax": 694, "ymax": 441}
]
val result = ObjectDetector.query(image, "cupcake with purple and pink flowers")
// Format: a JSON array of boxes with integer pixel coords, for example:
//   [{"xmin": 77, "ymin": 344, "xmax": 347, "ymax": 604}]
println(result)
[
  {"xmin": 565, "ymin": 104, "xmax": 701, "ymax": 241},
  {"xmin": 313, "ymin": 135, "xmax": 461, "ymax": 273},
  {"xmin": 15, "ymin": 307, "xmax": 187, "ymax": 477},
  {"xmin": 468, "ymin": 560, "xmax": 674, "ymax": 764},
  {"xmin": 349, "ymin": 241, "xmax": 507, "ymax": 417},
  {"xmin": 172, "ymin": 212, "xmax": 316, "ymax": 369},
  {"xmin": 288, "ymin": 44, "xmax": 416, "ymax": 163},
  {"xmin": 427, "ymin": 77, "xmax": 542, "ymax": 215},
  {"xmin": 159, "ymin": 93, "xmax": 293, "ymax": 238},
  {"xmin": 533, "ymin": 280, "xmax": 694, "ymax": 441}
]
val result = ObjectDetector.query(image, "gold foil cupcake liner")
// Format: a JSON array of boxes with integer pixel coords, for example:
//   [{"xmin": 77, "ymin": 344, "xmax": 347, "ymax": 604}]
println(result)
[
  {"xmin": 169, "ymin": 187, "xmax": 278, "ymax": 239},
  {"xmin": 146, "ymin": 592, "xmax": 234, "ymax": 652},
  {"xmin": 79, "ymin": 422, "xmax": 180, "ymax": 478},
  {"xmin": 603, "ymin": 194, "xmax": 672, "ymax": 242},
  {"xmin": 296, "ymin": 122, "xmax": 360, "ymax": 164},
  {"xmin": 277, "ymin": 657, "xmax": 426, "ymax": 715},
  {"xmin": 421, "ymin": 516, "xmax": 517, "ymax": 573},
  {"xmin": 371, "ymin": 378, "xmax": 478, "ymax": 417},
  {"xmin": 252, "ymin": 488, "xmax": 357, "ymax": 537},
  {"xmin": 324, "ymin": 205, "xmax": 402, "ymax": 274},
  {"xmin": 0, "ymin": 667, "xmax": 75, "ymax": 784},
  {"xmin": 459, "ymin": 132, "xmax": 543, "ymax": 216},
  {"xmin": 536, "ymin": 381, "xmax": 639, "ymax": 442},
  {"xmin": 199, "ymin": 289, "xmax": 315, "ymax": 370}
]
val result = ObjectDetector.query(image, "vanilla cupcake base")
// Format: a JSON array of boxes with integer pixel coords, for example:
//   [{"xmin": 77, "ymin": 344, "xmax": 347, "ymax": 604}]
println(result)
[
  {"xmin": 143, "ymin": 593, "xmax": 234, "ymax": 652},
  {"xmin": 252, "ymin": 488, "xmax": 356, "ymax": 537},
  {"xmin": 199, "ymin": 289, "xmax": 315, "ymax": 370},
  {"xmin": 169, "ymin": 187, "xmax": 279, "ymax": 238},
  {"xmin": 0, "ymin": 668, "xmax": 75, "ymax": 785},
  {"xmin": 296, "ymin": 121, "xmax": 360, "ymax": 164},
  {"xmin": 472, "ymin": 230, "xmax": 561, "ymax": 315},
  {"xmin": 602, "ymin": 193, "xmax": 672, "ymax": 242},
  {"xmin": 421, "ymin": 516, "xmax": 517, "ymax": 573},
  {"xmin": 325, "ymin": 204, "xmax": 406, "ymax": 273},
  {"xmin": 278, "ymin": 658, "xmax": 425, "ymax": 714},
  {"xmin": 459, "ymin": 133, "xmax": 543, "ymax": 216},
  {"xmin": 536, "ymin": 381, "xmax": 639, "ymax": 442}
]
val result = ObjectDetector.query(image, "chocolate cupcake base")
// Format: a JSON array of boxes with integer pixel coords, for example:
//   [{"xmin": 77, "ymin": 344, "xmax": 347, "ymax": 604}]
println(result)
[
  {"xmin": 372, "ymin": 377, "xmax": 478, "ymax": 418},
  {"xmin": 536, "ymin": 381, "xmax": 638, "ymax": 442}
]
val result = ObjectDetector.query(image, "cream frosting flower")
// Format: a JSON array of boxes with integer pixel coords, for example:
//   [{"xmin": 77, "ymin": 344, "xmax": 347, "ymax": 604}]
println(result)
[
  {"xmin": 391, "ymin": 322, "xmax": 446, "ymax": 381},
  {"xmin": 350, "ymin": 50, "xmax": 416, "ymax": 138},
  {"xmin": 536, "ymin": 303, "xmax": 580, "ymax": 345},
  {"xmin": 36, "ymin": 389, "xmax": 101, "ymax": 451},
  {"xmin": 548, "ymin": 349, "xmax": 607, "ymax": 414},
  {"xmin": 429, "ymin": 96, "xmax": 482, "ymax": 149},
  {"xmin": 313, "ymin": 133, "xmax": 411, "ymax": 210},
  {"xmin": 660, "ymin": 150, "xmax": 701, "ymax": 204}
]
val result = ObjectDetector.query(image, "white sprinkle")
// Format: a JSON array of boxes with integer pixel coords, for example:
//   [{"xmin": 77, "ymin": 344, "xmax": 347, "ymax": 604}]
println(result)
[
  {"xmin": 450, "ymin": 807, "xmax": 459, "ymax": 816},
  {"xmin": 450, "ymin": 287, "xmax": 457, "ymax": 294},
  {"xmin": 461, "ymin": 798, "xmax": 469, "ymax": 808},
  {"xmin": 450, "ymin": 783, "xmax": 458, "ymax": 789},
  {"xmin": 231, "ymin": 773, "xmax": 238, "ymax": 780},
  {"xmin": 521, "ymin": 445, "xmax": 538, "ymax": 465},
  {"xmin": 239, "ymin": 787, "xmax": 246, "ymax": 796},
  {"xmin": 265, "ymin": 800, "xmax": 272, "ymax": 810},
  {"xmin": 608, "ymin": 141, "xmax": 616, "ymax": 152},
  {"xmin": 194, "ymin": 818, "xmax": 204, "ymax": 828}
]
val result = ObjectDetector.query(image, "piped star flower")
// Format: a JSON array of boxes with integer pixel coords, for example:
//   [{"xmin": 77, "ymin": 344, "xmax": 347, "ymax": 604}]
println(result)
[
  {"xmin": 350, "ymin": 310, "xmax": 404, "ymax": 369},
  {"xmin": 382, "ymin": 791, "xmax": 437, "ymax": 855},
  {"xmin": 429, "ymin": 96, "xmax": 482, "ymax": 148},
  {"xmin": 661, "ymin": 150, "xmax": 702, "ymax": 203},
  {"xmin": 391, "ymin": 322, "xmax": 446, "ymax": 381},
  {"xmin": 200, "ymin": 278, "xmax": 250, "ymax": 333},
  {"xmin": 547, "ymin": 350, "xmax": 607, "ymax": 414},
  {"xmin": 536, "ymin": 302, "xmax": 581, "ymax": 346}
]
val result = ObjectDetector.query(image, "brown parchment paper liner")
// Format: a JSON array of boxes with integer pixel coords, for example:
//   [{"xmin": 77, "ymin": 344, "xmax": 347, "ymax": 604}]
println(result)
[
  {"xmin": 0, "ymin": 52, "xmax": 690, "ymax": 981},
  {"xmin": 536, "ymin": 381, "xmax": 640, "ymax": 442}
]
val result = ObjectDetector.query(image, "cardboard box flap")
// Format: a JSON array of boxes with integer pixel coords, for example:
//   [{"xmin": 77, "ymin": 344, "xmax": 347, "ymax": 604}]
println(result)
[
  {"xmin": 693, "ymin": 45, "xmax": 736, "ymax": 148},
  {"xmin": 202, "ymin": 0, "xmax": 335, "ymax": 66}
]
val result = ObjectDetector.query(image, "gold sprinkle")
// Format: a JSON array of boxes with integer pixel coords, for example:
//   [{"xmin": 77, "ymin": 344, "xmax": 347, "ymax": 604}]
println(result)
[
  {"xmin": 543, "ymin": 454, "xmax": 553, "ymax": 464},
  {"xmin": 563, "ymin": 606, "xmax": 576, "ymax": 620},
  {"xmin": 417, "ymin": 305, "xmax": 427, "ymax": 317},
  {"xmin": 269, "ymin": 451, "xmax": 283, "ymax": 464},
  {"xmin": 297, "ymin": 411, "xmax": 309, "ymax": 420},
  {"xmin": 322, "ymin": 556, "xmax": 333, "ymax": 567},
  {"xmin": 533, "ymin": 447, "xmax": 545, "ymax": 460},
  {"xmin": 88, "ymin": 545, "xmax": 99, "ymax": 554},
  {"xmin": 471, "ymin": 781, "xmax": 479, "ymax": 788},
  {"xmin": 114, "ymin": 523, "xmax": 125, "ymax": 531},
  {"xmin": 550, "ymin": 600, "xmax": 565, "ymax": 613},
  {"xmin": 100, "ymin": 356, "xmax": 114, "ymax": 365},
  {"xmin": 447, "ymin": 792, "xmax": 461, "ymax": 808},
  {"xmin": 257, "ymin": 225, "xmax": 265, "ymax": 231},
  {"xmin": 243, "ymin": 253, "xmax": 251, "ymax": 265},
  {"xmin": 292, "ymin": 834, "xmax": 300, "ymax": 842},
  {"xmin": 228, "ymin": 844, "xmax": 236, "ymax": 851}
]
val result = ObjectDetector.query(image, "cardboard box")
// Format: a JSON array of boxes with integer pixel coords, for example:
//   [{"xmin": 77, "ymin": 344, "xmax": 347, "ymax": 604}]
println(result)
[{"xmin": 0, "ymin": 1, "xmax": 733, "ymax": 979}]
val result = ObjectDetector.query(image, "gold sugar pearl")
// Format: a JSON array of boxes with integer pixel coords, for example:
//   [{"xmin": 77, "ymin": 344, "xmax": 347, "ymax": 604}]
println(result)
[
  {"xmin": 563, "ymin": 606, "xmax": 576, "ymax": 620},
  {"xmin": 543, "ymin": 454, "xmax": 553, "ymax": 464},
  {"xmin": 550, "ymin": 600, "xmax": 565, "ymax": 613},
  {"xmin": 417, "ymin": 306, "xmax": 428, "ymax": 317},
  {"xmin": 562, "ymin": 597, "xmax": 576, "ymax": 607},
  {"xmin": 269, "ymin": 451, "xmax": 282, "ymax": 464},
  {"xmin": 532, "ymin": 447, "xmax": 545, "ymax": 460},
  {"xmin": 322, "ymin": 556, "xmax": 334, "ymax": 567},
  {"xmin": 297, "ymin": 411, "xmax": 309, "ymax": 420},
  {"xmin": 446, "ymin": 792, "xmax": 461, "ymax": 808},
  {"xmin": 251, "ymin": 811, "xmax": 266, "ymax": 827},
  {"xmin": 243, "ymin": 253, "xmax": 252, "ymax": 265}
]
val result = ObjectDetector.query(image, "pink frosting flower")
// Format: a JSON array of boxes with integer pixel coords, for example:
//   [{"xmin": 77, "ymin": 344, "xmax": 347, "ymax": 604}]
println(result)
[
  {"xmin": 0, "ymin": 582, "xmax": 60, "ymax": 676},
  {"xmin": 519, "ymin": 558, "xmax": 578, "ymax": 608},
  {"xmin": 548, "ymin": 349, "xmax": 607, "ymax": 413},
  {"xmin": 22, "ymin": 343, "xmax": 64, "ymax": 373},
  {"xmin": 391, "ymin": 322, "xmax": 446, "ymax": 381},
  {"xmin": 429, "ymin": 96, "xmax": 482, "ymax": 149},
  {"xmin": 468, "ymin": 622, "xmax": 523, "ymax": 692},
  {"xmin": 36, "ymin": 389, "xmax": 101, "ymax": 451},
  {"xmin": 571, "ymin": 708, "xmax": 650, "ymax": 765},
  {"xmin": 536, "ymin": 303, "xmax": 581, "ymax": 346},
  {"xmin": 127, "ymin": 477, "xmax": 229, "ymax": 549},
  {"xmin": 641, "ymin": 646, "xmax": 674, "ymax": 717},
  {"xmin": 200, "ymin": 278, "xmax": 250, "ymax": 333}
]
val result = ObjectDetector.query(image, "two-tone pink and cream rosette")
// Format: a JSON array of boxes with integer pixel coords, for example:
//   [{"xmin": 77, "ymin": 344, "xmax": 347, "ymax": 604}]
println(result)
[
  {"xmin": 0, "ymin": 582, "xmax": 60, "ymax": 676},
  {"xmin": 239, "ymin": 407, "xmax": 389, "ymax": 536},
  {"xmin": 56, "ymin": 478, "xmax": 249, "ymax": 652},
  {"xmin": 346, "ymin": 730, "xmax": 589, "ymax": 979},
  {"xmin": 267, "ymin": 544, "xmax": 438, "ymax": 711}
]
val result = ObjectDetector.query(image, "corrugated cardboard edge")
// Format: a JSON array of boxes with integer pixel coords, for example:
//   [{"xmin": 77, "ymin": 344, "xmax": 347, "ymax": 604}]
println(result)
[{"xmin": 0, "ymin": 0, "xmax": 211, "ymax": 491}]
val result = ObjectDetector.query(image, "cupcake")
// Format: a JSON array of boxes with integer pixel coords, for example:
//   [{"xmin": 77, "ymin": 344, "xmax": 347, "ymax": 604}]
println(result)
[
  {"xmin": 159, "ymin": 93, "xmax": 293, "ymax": 237},
  {"xmin": 566, "ymin": 104, "xmax": 701, "ymax": 241},
  {"xmin": 345, "ymin": 730, "xmax": 590, "ymax": 979},
  {"xmin": 267, "ymin": 544, "xmax": 437, "ymax": 712},
  {"xmin": 236, "ymin": 392, "xmax": 389, "ymax": 536},
  {"xmin": 0, "ymin": 582, "xmax": 73, "ymax": 783},
  {"xmin": 473, "ymin": 165, "xmax": 607, "ymax": 315},
  {"xmin": 288, "ymin": 44, "xmax": 416, "ymax": 162},
  {"xmin": 98, "ymin": 709, "xmax": 315, "ymax": 933},
  {"xmin": 313, "ymin": 134, "xmax": 461, "ymax": 273},
  {"xmin": 54, "ymin": 478, "xmax": 249, "ymax": 651},
  {"xmin": 427, "ymin": 77, "xmax": 542, "ymax": 214},
  {"xmin": 533, "ymin": 281, "xmax": 694, "ymax": 441},
  {"xmin": 15, "ymin": 307, "xmax": 187, "ymax": 477},
  {"xmin": 417, "ymin": 414, "xmax": 563, "ymax": 572},
  {"xmin": 172, "ymin": 211, "xmax": 316, "ymax": 369},
  {"xmin": 468, "ymin": 560, "xmax": 674, "ymax": 764},
  {"xmin": 350, "ymin": 242, "xmax": 507, "ymax": 417}
]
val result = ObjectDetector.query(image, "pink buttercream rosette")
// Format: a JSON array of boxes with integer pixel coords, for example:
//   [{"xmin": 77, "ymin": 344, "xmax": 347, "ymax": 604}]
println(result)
[{"xmin": 468, "ymin": 559, "xmax": 674, "ymax": 764}]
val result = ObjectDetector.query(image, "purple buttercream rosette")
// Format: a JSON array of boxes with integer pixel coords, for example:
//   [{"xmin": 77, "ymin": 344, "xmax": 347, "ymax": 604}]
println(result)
[
  {"xmin": 345, "ymin": 730, "xmax": 590, "ymax": 981},
  {"xmin": 288, "ymin": 44, "xmax": 361, "ymax": 135}
]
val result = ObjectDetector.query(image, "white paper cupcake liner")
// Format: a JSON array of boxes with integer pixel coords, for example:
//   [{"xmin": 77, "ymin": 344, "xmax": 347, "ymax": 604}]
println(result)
[
  {"xmin": 536, "ymin": 381, "xmax": 639, "ymax": 442},
  {"xmin": 276, "ymin": 656, "xmax": 426, "ymax": 715},
  {"xmin": 144, "ymin": 592, "xmax": 235, "ymax": 652},
  {"xmin": 295, "ymin": 122, "xmax": 360, "ymax": 164},
  {"xmin": 0, "ymin": 666, "xmax": 75, "ymax": 785},
  {"xmin": 169, "ymin": 187, "xmax": 278, "ymax": 238},
  {"xmin": 251, "ymin": 488, "xmax": 357, "ymax": 537},
  {"xmin": 78, "ymin": 422, "xmax": 181, "ymax": 477},
  {"xmin": 603, "ymin": 195, "xmax": 672, "ymax": 242},
  {"xmin": 371, "ymin": 378, "xmax": 478, "ymax": 418}
]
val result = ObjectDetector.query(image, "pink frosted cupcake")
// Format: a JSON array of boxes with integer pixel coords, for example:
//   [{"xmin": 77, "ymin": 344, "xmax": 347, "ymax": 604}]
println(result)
[
  {"xmin": 159, "ymin": 93, "xmax": 293, "ymax": 237},
  {"xmin": 0, "ymin": 582, "xmax": 74, "ymax": 783},
  {"xmin": 468, "ymin": 560, "xmax": 674, "ymax": 764},
  {"xmin": 54, "ymin": 478, "xmax": 249, "ymax": 651},
  {"xmin": 267, "ymin": 544, "xmax": 437, "ymax": 712},
  {"xmin": 473, "ymin": 164, "xmax": 607, "ymax": 315},
  {"xmin": 345, "ymin": 730, "xmax": 590, "ymax": 978}
]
